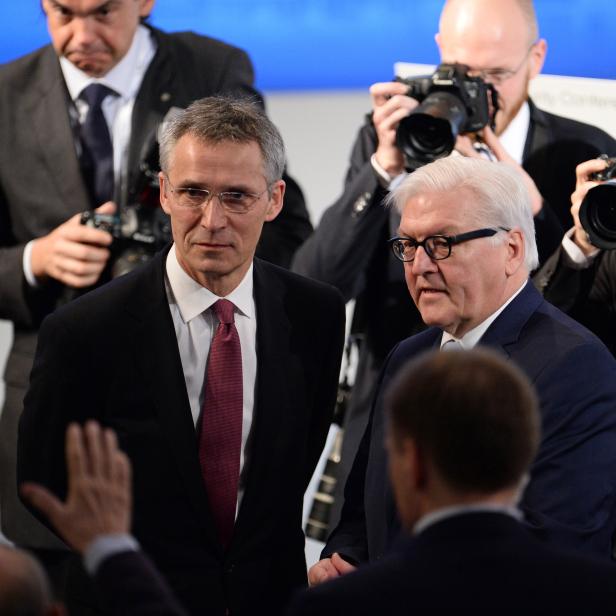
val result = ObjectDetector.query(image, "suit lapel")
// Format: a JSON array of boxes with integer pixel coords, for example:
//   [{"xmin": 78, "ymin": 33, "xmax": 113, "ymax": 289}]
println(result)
[
  {"xmin": 30, "ymin": 47, "xmax": 90, "ymax": 216},
  {"xmin": 126, "ymin": 251, "xmax": 220, "ymax": 549},
  {"xmin": 231, "ymin": 260, "xmax": 298, "ymax": 544},
  {"xmin": 478, "ymin": 281, "xmax": 543, "ymax": 355}
]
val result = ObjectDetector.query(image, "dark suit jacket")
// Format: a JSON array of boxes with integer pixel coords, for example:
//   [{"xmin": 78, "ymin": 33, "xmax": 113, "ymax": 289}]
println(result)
[
  {"xmin": 0, "ymin": 27, "xmax": 311, "ymax": 550},
  {"xmin": 292, "ymin": 100, "xmax": 616, "ymax": 533},
  {"xmin": 288, "ymin": 513, "xmax": 616, "ymax": 616},
  {"xmin": 325, "ymin": 282, "xmax": 616, "ymax": 564},
  {"xmin": 17, "ymin": 250, "xmax": 345, "ymax": 615},
  {"xmin": 95, "ymin": 550, "xmax": 188, "ymax": 616},
  {"xmin": 535, "ymin": 247, "xmax": 616, "ymax": 357}
]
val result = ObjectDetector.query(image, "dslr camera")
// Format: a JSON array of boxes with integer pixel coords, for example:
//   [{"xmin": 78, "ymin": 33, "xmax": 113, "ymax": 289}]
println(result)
[
  {"xmin": 579, "ymin": 155, "xmax": 616, "ymax": 250},
  {"xmin": 395, "ymin": 63, "xmax": 497, "ymax": 168},
  {"xmin": 81, "ymin": 142, "xmax": 171, "ymax": 278}
]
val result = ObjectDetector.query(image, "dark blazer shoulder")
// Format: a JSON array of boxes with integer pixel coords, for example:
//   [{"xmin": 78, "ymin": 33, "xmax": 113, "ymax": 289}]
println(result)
[
  {"xmin": 43, "ymin": 250, "xmax": 166, "ymax": 331},
  {"xmin": 254, "ymin": 257, "xmax": 345, "ymax": 306},
  {"xmin": 530, "ymin": 102, "xmax": 616, "ymax": 149}
]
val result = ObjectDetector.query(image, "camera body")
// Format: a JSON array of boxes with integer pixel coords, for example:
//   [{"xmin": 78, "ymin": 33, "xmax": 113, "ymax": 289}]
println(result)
[
  {"xmin": 81, "ymin": 144, "xmax": 172, "ymax": 278},
  {"xmin": 579, "ymin": 156, "xmax": 616, "ymax": 250},
  {"xmin": 395, "ymin": 63, "xmax": 496, "ymax": 167}
]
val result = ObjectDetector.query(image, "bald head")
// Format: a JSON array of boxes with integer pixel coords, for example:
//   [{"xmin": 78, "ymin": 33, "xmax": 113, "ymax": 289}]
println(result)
[
  {"xmin": 436, "ymin": 0, "xmax": 546, "ymax": 135},
  {"xmin": 0, "ymin": 545, "xmax": 56, "ymax": 616},
  {"xmin": 439, "ymin": 0, "xmax": 538, "ymax": 49}
]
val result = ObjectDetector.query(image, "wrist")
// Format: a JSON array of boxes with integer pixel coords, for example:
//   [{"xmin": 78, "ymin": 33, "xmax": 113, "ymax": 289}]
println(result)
[
  {"xmin": 573, "ymin": 228, "xmax": 597, "ymax": 256},
  {"xmin": 374, "ymin": 150, "xmax": 405, "ymax": 178},
  {"xmin": 29, "ymin": 237, "xmax": 49, "ymax": 281}
]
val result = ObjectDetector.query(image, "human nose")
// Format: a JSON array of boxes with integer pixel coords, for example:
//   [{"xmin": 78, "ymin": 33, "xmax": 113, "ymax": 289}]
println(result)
[
  {"xmin": 70, "ymin": 17, "xmax": 98, "ymax": 47},
  {"xmin": 410, "ymin": 245, "xmax": 437, "ymax": 275},
  {"xmin": 199, "ymin": 195, "xmax": 227, "ymax": 230}
]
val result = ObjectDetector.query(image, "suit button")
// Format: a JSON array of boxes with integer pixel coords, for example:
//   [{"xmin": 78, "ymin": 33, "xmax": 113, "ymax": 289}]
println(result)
[{"xmin": 226, "ymin": 563, "xmax": 235, "ymax": 574}]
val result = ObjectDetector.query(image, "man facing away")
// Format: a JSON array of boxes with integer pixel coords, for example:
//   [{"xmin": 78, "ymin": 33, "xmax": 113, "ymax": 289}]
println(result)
[
  {"xmin": 18, "ymin": 96, "xmax": 345, "ymax": 615},
  {"xmin": 311, "ymin": 156, "xmax": 616, "ymax": 583},
  {"xmin": 288, "ymin": 350, "xmax": 616, "ymax": 615}
]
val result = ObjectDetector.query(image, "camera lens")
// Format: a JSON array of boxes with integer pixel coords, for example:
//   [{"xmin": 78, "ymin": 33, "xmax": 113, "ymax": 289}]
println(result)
[
  {"xmin": 579, "ymin": 181, "xmax": 616, "ymax": 250},
  {"xmin": 396, "ymin": 91, "xmax": 467, "ymax": 165}
]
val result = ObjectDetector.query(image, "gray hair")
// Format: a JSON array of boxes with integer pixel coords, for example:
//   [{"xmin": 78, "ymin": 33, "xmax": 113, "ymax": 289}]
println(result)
[
  {"xmin": 159, "ymin": 96, "xmax": 286, "ymax": 185},
  {"xmin": 387, "ymin": 156, "xmax": 539, "ymax": 271}
]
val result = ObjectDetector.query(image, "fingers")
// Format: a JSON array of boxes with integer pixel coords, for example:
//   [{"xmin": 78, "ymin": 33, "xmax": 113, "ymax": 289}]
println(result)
[
  {"xmin": 85, "ymin": 421, "xmax": 105, "ymax": 479},
  {"xmin": 370, "ymin": 81, "xmax": 410, "ymax": 106},
  {"xmin": 20, "ymin": 482, "xmax": 64, "ymax": 524},
  {"xmin": 575, "ymin": 158, "xmax": 608, "ymax": 185},
  {"xmin": 478, "ymin": 125, "xmax": 510, "ymax": 162},
  {"xmin": 95, "ymin": 200, "xmax": 117, "ymax": 215},
  {"xmin": 66, "ymin": 422, "xmax": 88, "ymax": 489},
  {"xmin": 308, "ymin": 558, "xmax": 342, "ymax": 586},
  {"xmin": 331, "ymin": 552, "xmax": 357, "ymax": 575}
]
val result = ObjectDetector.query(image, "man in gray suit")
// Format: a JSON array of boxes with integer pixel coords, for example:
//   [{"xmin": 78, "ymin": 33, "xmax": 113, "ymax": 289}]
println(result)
[{"xmin": 0, "ymin": 0, "xmax": 310, "ymax": 593}]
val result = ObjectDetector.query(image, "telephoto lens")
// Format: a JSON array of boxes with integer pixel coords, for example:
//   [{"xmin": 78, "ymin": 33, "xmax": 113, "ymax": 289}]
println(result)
[{"xmin": 579, "ymin": 156, "xmax": 616, "ymax": 250}]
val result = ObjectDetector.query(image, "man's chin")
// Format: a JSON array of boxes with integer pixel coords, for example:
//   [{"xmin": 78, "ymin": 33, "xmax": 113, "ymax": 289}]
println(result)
[{"xmin": 66, "ymin": 54, "xmax": 112, "ymax": 77}]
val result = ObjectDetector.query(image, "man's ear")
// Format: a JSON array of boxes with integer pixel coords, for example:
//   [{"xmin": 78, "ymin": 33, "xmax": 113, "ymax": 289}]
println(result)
[
  {"xmin": 406, "ymin": 439, "xmax": 427, "ymax": 490},
  {"xmin": 264, "ymin": 180, "xmax": 285, "ymax": 222},
  {"xmin": 139, "ymin": 0, "xmax": 156, "ymax": 18},
  {"xmin": 504, "ymin": 228, "xmax": 526, "ymax": 276},
  {"xmin": 159, "ymin": 172, "xmax": 171, "ymax": 215},
  {"xmin": 528, "ymin": 38, "xmax": 547, "ymax": 80}
]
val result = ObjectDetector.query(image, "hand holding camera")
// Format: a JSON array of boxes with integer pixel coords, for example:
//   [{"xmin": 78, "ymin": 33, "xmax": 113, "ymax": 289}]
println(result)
[
  {"xmin": 572, "ymin": 156, "xmax": 616, "ymax": 253},
  {"xmin": 31, "ymin": 201, "xmax": 115, "ymax": 288},
  {"xmin": 370, "ymin": 80, "xmax": 419, "ymax": 178}
]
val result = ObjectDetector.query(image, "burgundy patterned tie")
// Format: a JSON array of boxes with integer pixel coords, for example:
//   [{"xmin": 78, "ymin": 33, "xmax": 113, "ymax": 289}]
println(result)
[{"xmin": 198, "ymin": 299, "xmax": 243, "ymax": 548}]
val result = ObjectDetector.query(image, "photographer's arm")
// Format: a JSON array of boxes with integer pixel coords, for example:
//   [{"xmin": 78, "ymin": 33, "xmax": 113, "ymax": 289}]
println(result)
[{"xmin": 292, "ymin": 83, "xmax": 416, "ymax": 299}]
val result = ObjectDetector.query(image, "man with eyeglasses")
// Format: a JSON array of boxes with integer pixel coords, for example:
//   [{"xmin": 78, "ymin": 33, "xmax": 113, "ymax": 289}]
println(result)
[
  {"xmin": 17, "ymin": 97, "xmax": 345, "ymax": 616},
  {"xmin": 292, "ymin": 0, "xmax": 616, "ymax": 542},
  {"xmin": 0, "ymin": 0, "xmax": 313, "ymax": 600},
  {"xmin": 309, "ymin": 156, "xmax": 616, "ymax": 584}
]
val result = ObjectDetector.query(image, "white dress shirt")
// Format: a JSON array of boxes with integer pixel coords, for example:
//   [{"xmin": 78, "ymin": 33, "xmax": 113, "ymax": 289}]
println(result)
[{"xmin": 165, "ymin": 247, "xmax": 258, "ymax": 513}]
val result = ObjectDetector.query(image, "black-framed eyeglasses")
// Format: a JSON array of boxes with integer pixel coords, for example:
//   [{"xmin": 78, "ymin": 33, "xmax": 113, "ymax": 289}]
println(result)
[
  {"xmin": 388, "ymin": 227, "xmax": 510, "ymax": 262},
  {"xmin": 165, "ymin": 176, "xmax": 270, "ymax": 214}
]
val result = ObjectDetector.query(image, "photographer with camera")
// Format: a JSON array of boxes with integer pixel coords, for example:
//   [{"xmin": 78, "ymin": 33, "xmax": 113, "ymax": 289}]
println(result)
[
  {"xmin": 0, "ymin": 0, "xmax": 312, "ymax": 599},
  {"xmin": 535, "ymin": 156, "xmax": 616, "ymax": 355},
  {"xmin": 292, "ymin": 0, "xmax": 616, "ymax": 536}
]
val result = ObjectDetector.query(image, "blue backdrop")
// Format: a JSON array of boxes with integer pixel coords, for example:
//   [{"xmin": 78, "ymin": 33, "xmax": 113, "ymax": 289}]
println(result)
[{"xmin": 2, "ymin": 1, "xmax": 614, "ymax": 91}]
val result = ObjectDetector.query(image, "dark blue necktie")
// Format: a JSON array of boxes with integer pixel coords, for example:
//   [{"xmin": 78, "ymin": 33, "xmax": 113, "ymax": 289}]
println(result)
[{"xmin": 79, "ymin": 83, "xmax": 116, "ymax": 206}]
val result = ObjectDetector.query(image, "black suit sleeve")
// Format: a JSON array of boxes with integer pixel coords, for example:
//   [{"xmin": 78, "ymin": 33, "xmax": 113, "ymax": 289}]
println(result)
[
  {"xmin": 535, "ymin": 248, "xmax": 616, "ymax": 355},
  {"xmin": 96, "ymin": 550, "xmax": 188, "ymax": 616},
  {"xmin": 17, "ymin": 313, "xmax": 93, "ymax": 529},
  {"xmin": 291, "ymin": 121, "xmax": 391, "ymax": 301}
]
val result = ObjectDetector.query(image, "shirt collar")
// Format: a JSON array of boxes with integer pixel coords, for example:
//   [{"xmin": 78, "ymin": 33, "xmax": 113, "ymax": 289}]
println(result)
[
  {"xmin": 60, "ymin": 25, "xmax": 156, "ymax": 101},
  {"xmin": 413, "ymin": 503, "xmax": 523, "ymax": 536},
  {"xmin": 498, "ymin": 101, "xmax": 530, "ymax": 165},
  {"xmin": 440, "ymin": 281, "xmax": 527, "ymax": 349},
  {"xmin": 165, "ymin": 245, "xmax": 254, "ymax": 324}
]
